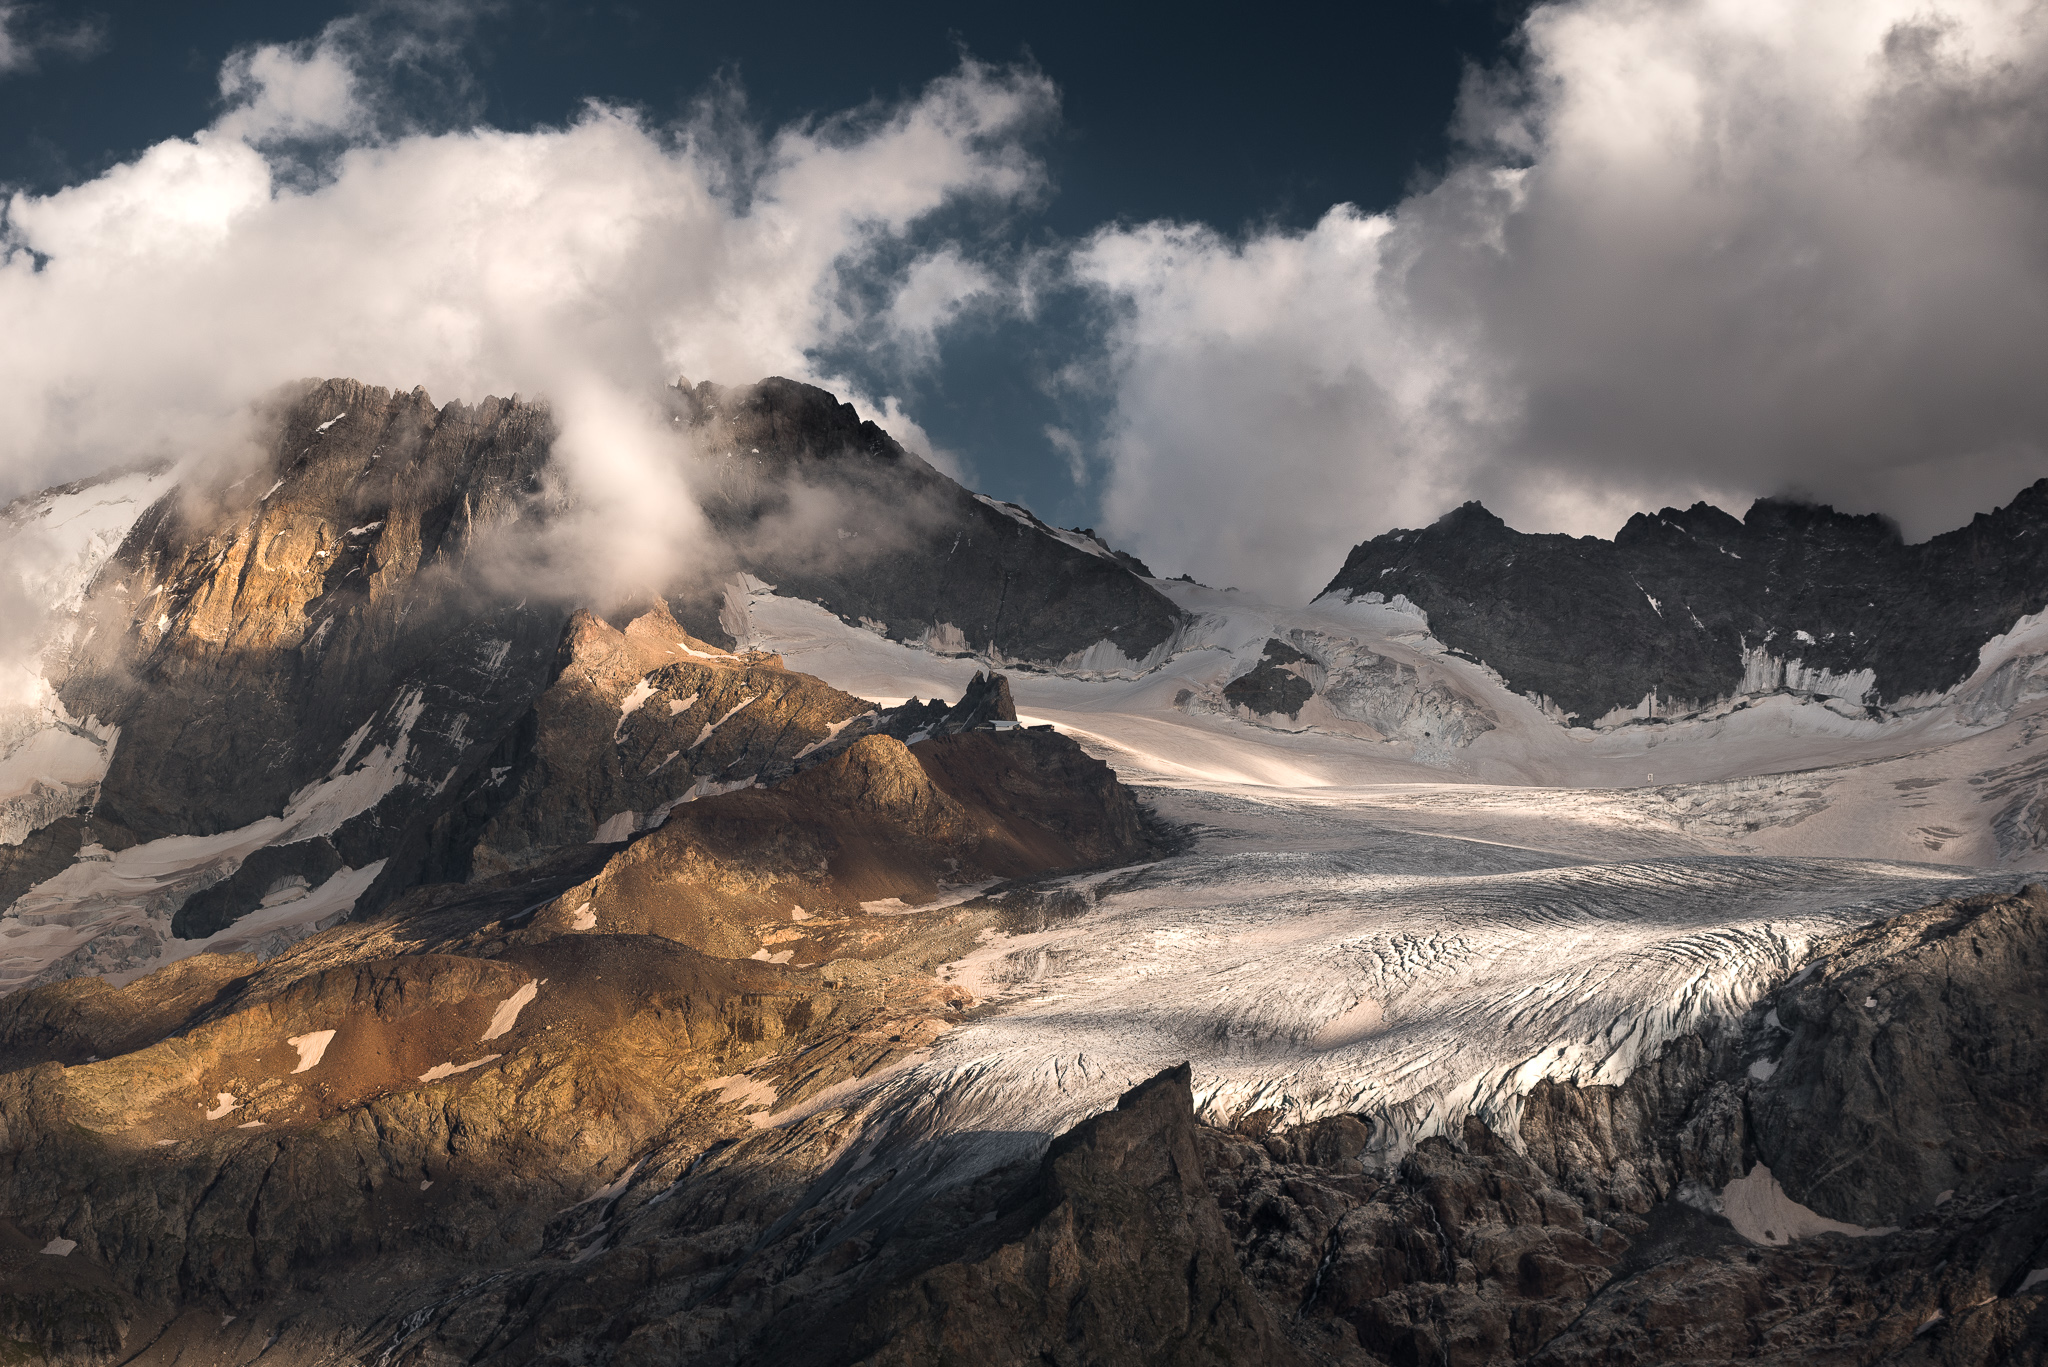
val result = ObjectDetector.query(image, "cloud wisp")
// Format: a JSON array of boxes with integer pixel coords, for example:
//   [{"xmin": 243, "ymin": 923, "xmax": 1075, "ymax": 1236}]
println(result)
[
  {"xmin": 1079, "ymin": 0, "xmax": 2048, "ymax": 599},
  {"xmin": 0, "ymin": 3, "xmax": 105, "ymax": 78}
]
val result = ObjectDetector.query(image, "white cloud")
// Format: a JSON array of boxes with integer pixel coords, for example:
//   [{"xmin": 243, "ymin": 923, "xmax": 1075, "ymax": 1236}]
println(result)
[
  {"xmin": 1080, "ymin": 0, "xmax": 2048, "ymax": 600},
  {"xmin": 0, "ymin": 35, "xmax": 1052, "ymax": 606},
  {"xmin": 883, "ymin": 246, "xmax": 998, "ymax": 362},
  {"xmin": 216, "ymin": 39, "xmax": 366, "ymax": 144}
]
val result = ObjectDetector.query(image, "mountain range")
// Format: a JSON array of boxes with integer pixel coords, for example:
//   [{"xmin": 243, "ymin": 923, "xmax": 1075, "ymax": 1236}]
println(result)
[{"xmin": 0, "ymin": 377, "xmax": 2042, "ymax": 1366}]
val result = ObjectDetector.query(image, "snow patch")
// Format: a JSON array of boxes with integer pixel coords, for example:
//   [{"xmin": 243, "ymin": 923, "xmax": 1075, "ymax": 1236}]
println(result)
[
  {"xmin": 689, "ymin": 695, "xmax": 757, "ymax": 749},
  {"xmin": 40, "ymin": 1238, "xmax": 75, "ymax": 1256},
  {"xmin": 482, "ymin": 980, "xmax": 539, "ymax": 1040},
  {"xmin": 667, "ymin": 692, "xmax": 700, "ymax": 716},
  {"xmin": 562, "ymin": 1160, "xmax": 642, "ymax": 1213},
  {"xmin": 418, "ymin": 1055, "xmax": 501, "ymax": 1083},
  {"xmin": 1719, "ymin": 1162, "xmax": 1895, "ymax": 1244},
  {"xmin": 591, "ymin": 811, "xmax": 638, "ymax": 843},
  {"xmin": 206, "ymin": 1092, "xmax": 238, "ymax": 1120},
  {"xmin": 793, "ymin": 711, "xmax": 873, "ymax": 760},
  {"xmin": 288, "ymin": 1030, "xmax": 335, "ymax": 1073},
  {"xmin": 708, "ymin": 1074, "xmax": 778, "ymax": 1115},
  {"xmin": 614, "ymin": 679, "xmax": 657, "ymax": 742},
  {"xmin": 644, "ymin": 774, "xmax": 758, "ymax": 829}
]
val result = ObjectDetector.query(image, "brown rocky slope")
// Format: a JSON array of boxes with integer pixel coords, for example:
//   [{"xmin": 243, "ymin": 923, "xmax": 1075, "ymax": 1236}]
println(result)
[{"xmin": 0, "ymin": 714, "xmax": 1168, "ymax": 1363}]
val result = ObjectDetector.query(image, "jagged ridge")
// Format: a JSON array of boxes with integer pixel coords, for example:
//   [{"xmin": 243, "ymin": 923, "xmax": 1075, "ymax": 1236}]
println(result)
[{"xmin": 1322, "ymin": 482, "xmax": 2048, "ymax": 719}]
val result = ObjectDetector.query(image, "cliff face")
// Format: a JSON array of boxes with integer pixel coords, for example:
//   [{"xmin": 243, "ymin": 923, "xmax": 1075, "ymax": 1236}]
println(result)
[
  {"xmin": 50, "ymin": 375, "xmax": 1178, "ymax": 845},
  {"xmin": 1321, "ymin": 484, "xmax": 2048, "ymax": 720},
  {"xmin": 59, "ymin": 380, "xmax": 565, "ymax": 846},
  {"xmin": 0, "ymin": 719, "xmax": 1168, "ymax": 1364}
]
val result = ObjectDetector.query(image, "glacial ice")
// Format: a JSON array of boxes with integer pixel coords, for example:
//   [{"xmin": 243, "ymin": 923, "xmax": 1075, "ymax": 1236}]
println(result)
[{"xmin": 726, "ymin": 576, "xmax": 2043, "ymax": 1181}]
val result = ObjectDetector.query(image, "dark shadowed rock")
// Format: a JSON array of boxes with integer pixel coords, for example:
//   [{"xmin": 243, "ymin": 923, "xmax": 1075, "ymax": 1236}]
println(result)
[
  {"xmin": 1223, "ymin": 638, "xmax": 1315, "ymax": 719},
  {"xmin": 1748, "ymin": 886, "xmax": 2048, "ymax": 1227},
  {"xmin": 819, "ymin": 1063, "xmax": 1309, "ymax": 1367},
  {"xmin": 1322, "ymin": 484, "xmax": 2048, "ymax": 718},
  {"xmin": 677, "ymin": 376, "xmax": 1186, "ymax": 665}
]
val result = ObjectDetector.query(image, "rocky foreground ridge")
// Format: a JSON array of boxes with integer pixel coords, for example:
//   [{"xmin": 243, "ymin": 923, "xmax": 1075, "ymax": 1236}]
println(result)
[
  {"xmin": 0, "ymin": 871, "xmax": 2041, "ymax": 1364},
  {"xmin": 1322, "ymin": 487, "xmax": 2048, "ymax": 722}
]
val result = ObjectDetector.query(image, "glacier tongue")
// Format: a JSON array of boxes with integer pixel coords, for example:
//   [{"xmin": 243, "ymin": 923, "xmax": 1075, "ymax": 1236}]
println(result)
[
  {"xmin": 850, "ymin": 786, "xmax": 2009, "ymax": 1169},
  {"xmin": 734, "ymin": 575, "xmax": 2040, "ymax": 1177}
]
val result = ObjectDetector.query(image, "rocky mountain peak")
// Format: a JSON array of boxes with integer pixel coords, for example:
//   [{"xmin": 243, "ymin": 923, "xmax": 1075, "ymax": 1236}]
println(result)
[
  {"xmin": 1324, "ymin": 476, "xmax": 2048, "ymax": 720},
  {"xmin": 782, "ymin": 733, "xmax": 961, "ymax": 824}
]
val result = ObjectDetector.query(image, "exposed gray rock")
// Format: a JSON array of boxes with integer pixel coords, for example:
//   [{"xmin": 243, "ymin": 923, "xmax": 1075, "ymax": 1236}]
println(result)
[
  {"xmin": 1223, "ymin": 639, "xmax": 1315, "ymax": 719},
  {"xmin": 1322, "ymin": 485, "xmax": 2048, "ymax": 720},
  {"xmin": 678, "ymin": 376, "xmax": 1185, "ymax": 668}
]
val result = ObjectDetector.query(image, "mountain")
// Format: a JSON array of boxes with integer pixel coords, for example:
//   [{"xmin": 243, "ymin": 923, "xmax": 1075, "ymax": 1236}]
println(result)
[
  {"xmin": 1319, "ymin": 487, "xmax": 2048, "ymax": 722},
  {"xmin": 0, "ymin": 375, "xmax": 1182, "ymax": 988},
  {"xmin": 1, "ymin": 393, "xmax": 2046, "ymax": 1366}
]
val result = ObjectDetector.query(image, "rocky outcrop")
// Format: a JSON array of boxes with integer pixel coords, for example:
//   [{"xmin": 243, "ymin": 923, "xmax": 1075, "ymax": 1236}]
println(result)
[
  {"xmin": 678, "ymin": 376, "xmax": 1185, "ymax": 665},
  {"xmin": 58, "ymin": 380, "xmax": 567, "ymax": 847},
  {"xmin": 1747, "ymin": 887, "xmax": 2048, "ymax": 1227},
  {"xmin": 532, "ymin": 726, "xmax": 1152, "ymax": 963},
  {"xmin": 820, "ymin": 1064, "xmax": 1309, "ymax": 1367},
  {"xmin": 1321, "ymin": 483, "xmax": 2048, "ymax": 719},
  {"xmin": 461, "ymin": 602, "xmax": 879, "ymax": 877},
  {"xmin": 0, "ymin": 373, "xmax": 1180, "ymax": 984},
  {"xmin": 1223, "ymin": 638, "xmax": 1315, "ymax": 719}
]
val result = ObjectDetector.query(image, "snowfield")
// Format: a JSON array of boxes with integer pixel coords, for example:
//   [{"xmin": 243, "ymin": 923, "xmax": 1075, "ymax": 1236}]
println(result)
[{"xmin": 729, "ymin": 577, "xmax": 2041, "ymax": 1195}]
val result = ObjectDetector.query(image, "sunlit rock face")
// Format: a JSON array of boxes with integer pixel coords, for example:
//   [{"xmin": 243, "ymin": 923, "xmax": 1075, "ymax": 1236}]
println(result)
[
  {"xmin": 0, "ymin": 376, "xmax": 1179, "ymax": 989},
  {"xmin": 1323, "ymin": 485, "xmax": 2048, "ymax": 722}
]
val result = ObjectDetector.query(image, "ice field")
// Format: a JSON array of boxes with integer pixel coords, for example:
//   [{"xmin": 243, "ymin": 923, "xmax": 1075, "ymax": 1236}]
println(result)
[{"xmin": 732, "ymin": 578, "xmax": 2044, "ymax": 1179}]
